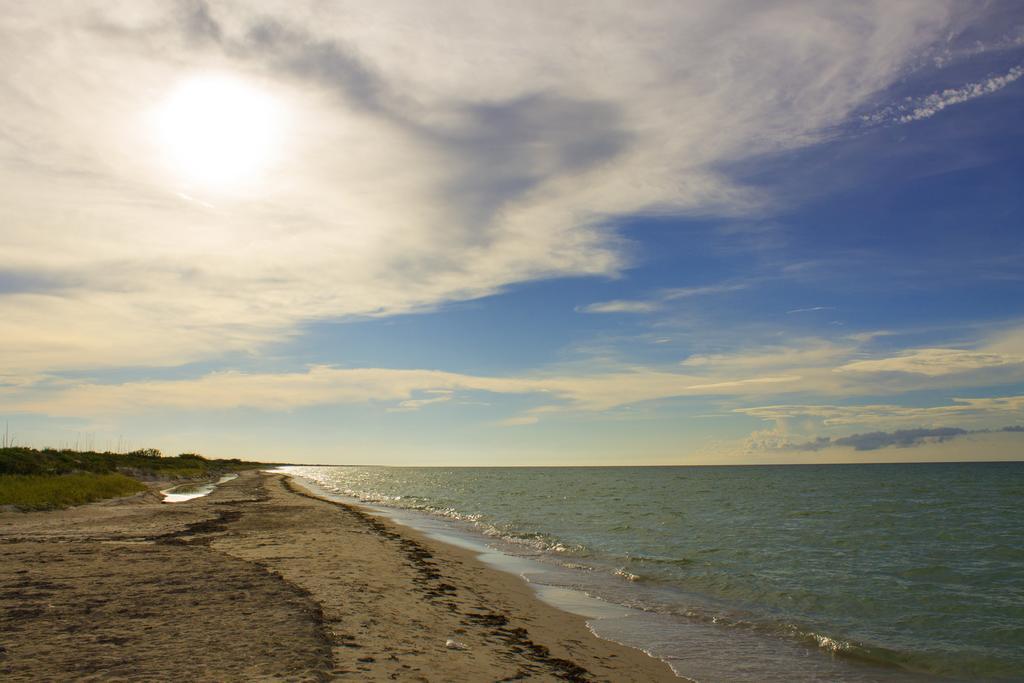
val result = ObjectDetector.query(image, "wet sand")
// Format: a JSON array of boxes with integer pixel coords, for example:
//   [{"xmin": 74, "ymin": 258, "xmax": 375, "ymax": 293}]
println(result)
[{"xmin": 0, "ymin": 470, "xmax": 676, "ymax": 681}]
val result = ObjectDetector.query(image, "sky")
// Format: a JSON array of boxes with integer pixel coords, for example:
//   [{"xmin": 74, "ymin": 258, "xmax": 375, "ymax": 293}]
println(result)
[{"xmin": 1, "ymin": 1, "xmax": 1023, "ymax": 465}]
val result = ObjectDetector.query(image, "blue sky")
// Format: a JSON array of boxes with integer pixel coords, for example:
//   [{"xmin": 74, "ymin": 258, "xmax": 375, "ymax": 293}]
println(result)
[{"xmin": 1, "ymin": 2, "xmax": 1022, "ymax": 464}]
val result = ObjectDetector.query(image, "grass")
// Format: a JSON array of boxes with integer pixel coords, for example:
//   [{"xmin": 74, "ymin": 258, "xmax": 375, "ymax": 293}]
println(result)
[
  {"xmin": 0, "ymin": 446, "xmax": 277, "ymax": 510},
  {"xmin": 0, "ymin": 472, "xmax": 148, "ymax": 511}
]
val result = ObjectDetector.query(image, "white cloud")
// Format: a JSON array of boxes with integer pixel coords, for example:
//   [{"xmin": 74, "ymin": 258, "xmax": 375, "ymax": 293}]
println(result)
[
  {"xmin": 0, "ymin": 1, "xmax": 962, "ymax": 373},
  {"xmin": 786, "ymin": 306, "xmax": 833, "ymax": 314},
  {"xmin": 497, "ymin": 415, "xmax": 539, "ymax": 427},
  {"xmin": 0, "ymin": 364, "xmax": 832, "ymax": 419},
  {"xmin": 677, "ymin": 339, "xmax": 1007, "ymax": 398},
  {"xmin": 580, "ymin": 282, "xmax": 748, "ymax": 314},
  {"xmin": 983, "ymin": 325, "xmax": 1024, "ymax": 356},
  {"xmin": 389, "ymin": 390, "xmax": 454, "ymax": 412},
  {"xmin": 835, "ymin": 348, "xmax": 1023, "ymax": 376},
  {"xmin": 738, "ymin": 395, "xmax": 1024, "ymax": 457},
  {"xmin": 5, "ymin": 326, "xmax": 1024, "ymax": 430},
  {"xmin": 862, "ymin": 64, "xmax": 1024, "ymax": 126},
  {"xmin": 681, "ymin": 340, "xmax": 853, "ymax": 371},
  {"xmin": 662, "ymin": 283, "xmax": 749, "ymax": 300},
  {"xmin": 736, "ymin": 395, "xmax": 1024, "ymax": 429},
  {"xmin": 577, "ymin": 300, "xmax": 660, "ymax": 314},
  {"xmin": 898, "ymin": 65, "xmax": 1023, "ymax": 122},
  {"xmin": 685, "ymin": 375, "xmax": 801, "ymax": 390}
]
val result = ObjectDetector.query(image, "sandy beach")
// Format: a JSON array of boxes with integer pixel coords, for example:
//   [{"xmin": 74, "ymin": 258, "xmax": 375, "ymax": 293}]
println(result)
[{"xmin": 0, "ymin": 470, "xmax": 676, "ymax": 681}]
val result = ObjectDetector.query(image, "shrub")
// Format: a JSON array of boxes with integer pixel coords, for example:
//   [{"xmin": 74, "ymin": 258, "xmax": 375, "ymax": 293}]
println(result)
[{"xmin": 0, "ymin": 447, "xmax": 270, "ymax": 477}]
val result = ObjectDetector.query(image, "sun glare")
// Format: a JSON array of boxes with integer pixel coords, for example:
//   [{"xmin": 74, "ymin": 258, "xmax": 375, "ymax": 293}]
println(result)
[{"xmin": 155, "ymin": 74, "xmax": 282, "ymax": 190}]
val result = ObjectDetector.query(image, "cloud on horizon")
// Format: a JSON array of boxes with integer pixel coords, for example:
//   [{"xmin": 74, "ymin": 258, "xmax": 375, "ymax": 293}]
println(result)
[
  {"xmin": 0, "ymin": 364, "xmax": 816, "ymax": 418},
  {"xmin": 738, "ymin": 394, "xmax": 1024, "ymax": 429},
  {"xmin": 4, "ymin": 327, "xmax": 1024, "ymax": 424},
  {"xmin": 750, "ymin": 425, "xmax": 1024, "ymax": 452}
]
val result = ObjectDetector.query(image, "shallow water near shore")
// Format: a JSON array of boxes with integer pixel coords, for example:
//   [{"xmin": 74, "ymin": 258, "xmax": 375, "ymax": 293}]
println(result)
[
  {"xmin": 160, "ymin": 473, "xmax": 238, "ymax": 503},
  {"xmin": 283, "ymin": 462, "xmax": 1024, "ymax": 682}
]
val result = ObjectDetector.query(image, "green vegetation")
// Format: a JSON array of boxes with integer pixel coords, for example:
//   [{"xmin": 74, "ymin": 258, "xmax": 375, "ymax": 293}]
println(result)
[
  {"xmin": 0, "ymin": 472, "xmax": 147, "ymax": 510},
  {"xmin": 0, "ymin": 446, "xmax": 271, "ymax": 478},
  {"xmin": 0, "ymin": 447, "xmax": 275, "ymax": 510}
]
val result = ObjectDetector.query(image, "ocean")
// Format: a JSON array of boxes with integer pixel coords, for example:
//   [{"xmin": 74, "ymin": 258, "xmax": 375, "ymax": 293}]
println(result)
[{"xmin": 281, "ymin": 462, "xmax": 1024, "ymax": 682}]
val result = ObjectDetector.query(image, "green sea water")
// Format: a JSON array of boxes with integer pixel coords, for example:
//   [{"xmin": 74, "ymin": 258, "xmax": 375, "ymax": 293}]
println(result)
[{"xmin": 286, "ymin": 462, "xmax": 1024, "ymax": 681}]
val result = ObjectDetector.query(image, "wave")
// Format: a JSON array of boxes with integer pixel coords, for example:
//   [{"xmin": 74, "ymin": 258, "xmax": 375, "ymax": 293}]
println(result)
[
  {"xmin": 283, "ymin": 465, "xmax": 1024, "ymax": 680},
  {"xmin": 623, "ymin": 554, "xmax": 695, "ymax": 567},
  {"xmin": 614, "ymin": 568, "xmax": 642, "ymax": 582},
  {"xmin": 292, "ymin": 470, "xmax": 587, "ymax": 555}
]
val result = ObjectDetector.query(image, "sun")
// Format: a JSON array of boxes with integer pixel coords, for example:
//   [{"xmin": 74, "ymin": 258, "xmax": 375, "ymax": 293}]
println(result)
[{"xmin": 155, "ymin": 74, "xmax": 282, "ymax": 190}]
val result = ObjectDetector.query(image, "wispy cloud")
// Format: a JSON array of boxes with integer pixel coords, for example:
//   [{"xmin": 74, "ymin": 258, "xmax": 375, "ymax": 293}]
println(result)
[
  {"xmin": 6, "ymin": 329, "xmax": 1023, "ymax": 421},
  {"xmin": 388, "ymin": 390, "xmax": 454, "ymax": 412},
  {"xmin": 681, "ymin": 340, "xmax": 854, "ymax": 371},
  {"xmin": 662, "ymin": 283, "xmax": 749, "ymax": 300},
  {"xmin": 5, "ymin": 323, "xmax": 1024, "ymax": 452},
  {"xmin": 0, "ymin": 2, "xmax": 972, "ymax": 374},
  {"xmin": 752, "ymin": 425, "xmax": 1024, "ymax": 453},
  {"xmin": 737, "ymin": 395, "xmax": 1024, "ymax": 429},
  {"xmin": 899, "ymin": 65, "xmax": 1023, "ymax": 122},
  {"xmin": 864, "ymin": 65, "xmax": 1024, "ymax": 125},
  {"xmin": 577, "ymin": 300, "xmax": 660, "ymax": 314},
  {"xmin": 497, "ymin": 415, "xmax": 539, "ymax": 427},
  {"xmin": 835, "ymin": 348, "xmax": 1023, "ymax": 376},
  {"xmin": 579, "ymin": 282, "xmax": 748, "ymax": 315},
  {"xmin": 787, "ymin": 306, "xmax": 833, "ymax": 314},
  {"xmin": 685, "ymin": 376, "xmax": 801, "ymax": 391},
  {"xmin": 0, "ymin": 365, "xmax": 819, "ymax": 418}
]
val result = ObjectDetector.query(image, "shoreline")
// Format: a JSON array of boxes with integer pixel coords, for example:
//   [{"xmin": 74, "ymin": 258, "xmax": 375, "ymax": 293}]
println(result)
[
  {"xmin": 0, "ymin": 469, "xmax": 677, "ymax": 681},
  {"xmin": 281, "ymin": 474, "xmax": 681, "ymax": 678}
]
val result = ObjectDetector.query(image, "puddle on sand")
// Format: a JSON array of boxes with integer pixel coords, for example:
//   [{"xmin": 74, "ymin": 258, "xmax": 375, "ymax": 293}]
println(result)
[{"xmin": 160, "ymin": 473, "xmax": 237, "ymax": 503}]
